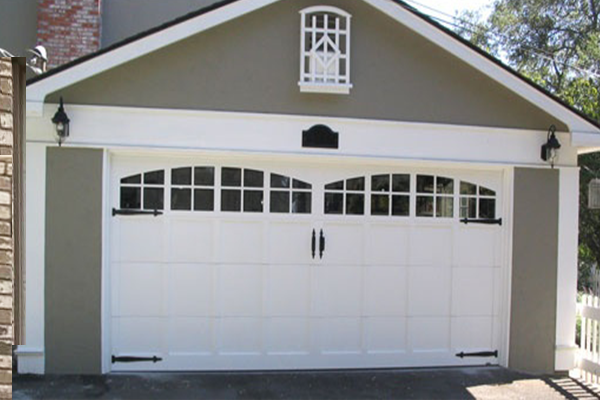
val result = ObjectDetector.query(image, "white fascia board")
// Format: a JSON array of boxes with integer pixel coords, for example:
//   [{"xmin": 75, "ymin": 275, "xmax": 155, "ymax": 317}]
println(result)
[
  {"xmin": 26, "ymin": 0, "xmax": 279, "ymax": 116},
  {"xmin": 572, "ymin": 131, "xmax": 600, "ymax": 151},
  {"xmin": 363, "ymin": 0, "xmax": 600, "ymax": 136}
]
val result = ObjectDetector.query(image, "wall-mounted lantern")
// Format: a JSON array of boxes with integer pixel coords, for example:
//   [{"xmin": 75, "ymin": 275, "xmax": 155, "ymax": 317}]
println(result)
[
  {"xmin": 541, "ymin": 125, "xmax": 561, "ymax": 168},
  {"xmin": 51, "ymin": 97, "xmax": 70, "ymax": 146}
]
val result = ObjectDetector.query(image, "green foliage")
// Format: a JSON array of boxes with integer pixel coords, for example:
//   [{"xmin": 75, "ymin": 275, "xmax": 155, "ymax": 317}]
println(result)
[{"xmin": 456, "ymin": 0, "xmax": 600, "ymax": 291}]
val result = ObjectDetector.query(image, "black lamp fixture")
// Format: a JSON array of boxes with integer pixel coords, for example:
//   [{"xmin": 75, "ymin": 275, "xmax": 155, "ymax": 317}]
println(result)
[
  {"xmin": 51, "ymin": 97, "xmax": 70, "ymax": 146},
  {"xmin": 541, "ymin": 124, "xmax": 561, "ymax": 168}
]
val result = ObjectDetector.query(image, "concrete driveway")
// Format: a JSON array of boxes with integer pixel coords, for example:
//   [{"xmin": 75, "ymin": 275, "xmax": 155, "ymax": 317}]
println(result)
[{"xmin": 12, "ymin": 367, "xmax": 600, "ymax": 400}]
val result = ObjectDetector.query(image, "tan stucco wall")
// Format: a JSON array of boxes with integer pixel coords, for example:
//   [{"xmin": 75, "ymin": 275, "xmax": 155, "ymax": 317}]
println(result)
[
  {"xmin": 45, "ymin": 147, "xmax": 103, "ymax": 374},
  {"xmin": 509, "ymin": 167, "xmax": 559, "ymax": 374},
  {"xmin": 49, "ymin": 0, "xmax": 566, "ymax": 131}
]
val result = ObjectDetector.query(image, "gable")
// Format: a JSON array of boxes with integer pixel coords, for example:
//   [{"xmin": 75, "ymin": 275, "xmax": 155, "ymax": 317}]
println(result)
[{"xmin": 45, "ymin": 0, "xmax": 570, "ymax": 131}]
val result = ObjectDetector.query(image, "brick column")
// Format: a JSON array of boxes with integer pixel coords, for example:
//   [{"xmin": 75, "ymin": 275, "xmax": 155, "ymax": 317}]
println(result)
[
  {"xmin": 0, "ymin": 58, "xmax": 13, "ymax": 399},
  {"xmin": 37, "ymin": 0, "xmax": 102, "ymax": 68}
]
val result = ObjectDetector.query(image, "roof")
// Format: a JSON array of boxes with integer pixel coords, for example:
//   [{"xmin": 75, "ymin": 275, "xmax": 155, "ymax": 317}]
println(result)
[{"xmin": 25, "ymin": 0, "xmax": 600, "ymax": 143}]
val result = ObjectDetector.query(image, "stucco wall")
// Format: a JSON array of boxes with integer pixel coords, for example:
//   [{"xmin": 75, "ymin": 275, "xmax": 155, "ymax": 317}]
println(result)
[
  {"xmin": 48, "ymin": 0, "xmax": 567, "ymax": 132},
  {"xmin": 45, "ymin": 147, "xmax": 103, "ymax": 374},
  {"xmin": 509, "ymin": 167, "xmax": 559, "ymax": 374}
]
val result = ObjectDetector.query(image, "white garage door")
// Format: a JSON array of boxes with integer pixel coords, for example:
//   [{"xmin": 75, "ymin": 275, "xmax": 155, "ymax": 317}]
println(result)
[{"xmin": 110, "ymin": 157, "xmax": 504, "ymax": 371}]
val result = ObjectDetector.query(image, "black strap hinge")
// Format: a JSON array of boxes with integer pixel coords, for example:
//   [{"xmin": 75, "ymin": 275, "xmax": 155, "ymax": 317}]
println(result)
[
  {"xmin": 112, "ymin": 355, "xmax": 163, "ymax": 364},
  {"xmin": 460, "ymin": 218, "xmax": 502, "ymax": 226},
  {"xmin": 112, "ymin": 208, "xmax": 163, "ymax": 217},
  {"xmin": 456, "ymin": 350, "xmax": 498, "ymax": 359}
]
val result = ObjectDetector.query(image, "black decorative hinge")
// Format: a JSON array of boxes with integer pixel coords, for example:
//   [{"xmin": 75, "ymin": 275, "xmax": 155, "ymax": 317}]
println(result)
[
  {"xmin": 460, "ymin": 218, "xmax": 502, "ymax": 226},
  {"xmin": 112, "ymin": 355, "xmax": 163, "ymax": 364},
  {"xmin": 456, "ymin": 350, "xmax": 498, "ymax": 359},
  {"xmin": 112, "ymin": 208, "xmax": 163, "ymax": 217}
]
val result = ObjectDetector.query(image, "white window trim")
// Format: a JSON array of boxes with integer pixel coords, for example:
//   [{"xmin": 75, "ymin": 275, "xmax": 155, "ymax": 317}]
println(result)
[{"xmin": 299, "ymin": 5, "xmax": 353, "ymax": 95}]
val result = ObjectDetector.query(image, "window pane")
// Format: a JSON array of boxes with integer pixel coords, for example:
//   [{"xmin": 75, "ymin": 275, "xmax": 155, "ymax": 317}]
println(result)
[
  {"xmin": 480, "ymin": 187, "xmax": 496, "ymax": 197},
  {"xmin": 222, "ymin": 168, "xmax": 241, "ymax": 187},
  {"xmin": 144, "ymin": 170, "xmax": 164, "ymax": 185},
  {"xmin": 460, "ymin": 182, "xmax": 477, "ymax": 195},
  {"xmin": 194, "ymin": 189, "xmax": 214, "ymax": 211},
  {"xmin": 479, "ymin": 198, "xmax": 496, "ymax": 219},
  {"xmin": 371, "ymin": 194, "xmax": 389, "ymax": 216},
  {"xmin": 143, "ymin": 188, "xmax": 164, "ymax": 210},
  {"xmin": 325, "ymin": 181, "xmax": 344, "ymax": 190},
  {"xmin": 392, "ymin": 174, "xmax": 410, "ymax": 193},
  {"xmin": 371, "ymin": 175, "xmax": 390, "ymax": 192},
  {"xmin": 194, "ymin": 167, "xmax": 215, "ymax": 186},
  {"xmin": 172, "ymin": 167, "xmax": 192, "ymax": 185},
  {"xmin": 417, "ymin": 175, "xmax": 434, "ymax": 193},
  {"xmin": 121, "ymin": 174, "xmax": 141, "ymax": 184},
  {"xmin": 293, "ymin": 179, "xmax": 311, "ymax": 189},
  {"xmin": 346, "ymin": 177, "xmax": 365, "ymax": 191},
  {"xmin": 171, "ymin": 188, "xmax": 191, "ymax": 211},
  {"xmin": 244, "ymin": 190, "xmax": 263, "ymax": 212},
  {"xmin": 346, "ymin": 193, "xmax": 364, "ymax": 215},
  {"xmin": 392, "ymin": 195, "xmax": 410, "ymax": 216},
  {"xmin": 416, "ymin": 196, "xmax": 434, "ymax": 217},
  {"xmin": 221, "ymin": 189, "xmax": 241, "ymax": 211},
  {"xmin": 270, "ymin": 191, "xmax": 289, "ymax": 213},
  {"xmin": 460, "ymin": 197, "xmax": 477, "ymax": 219},
  {"xmin": 244, "ymin": 169, "xmax": 264, "ymax": 188},
  {"xmin": 271, "ymin": 174, "xmax": 290, "ymax": 189},
  {"xmin": 325, "ymin": 193, "xmax": 343, "ymax": 214},
  {"xmin": 292, "ymin": 192, "xmax": 312, "ymax": 214},
  {"xmin": 436, "ymin": 196, "xmax": 453, "ymax": 218},
  {"xmin": 120, "ymin": 187, "xmax": 141, "ymax": 209},
  {"xmin": 437, "ymin": 177, "xmax": 454, "ymax": 194}
]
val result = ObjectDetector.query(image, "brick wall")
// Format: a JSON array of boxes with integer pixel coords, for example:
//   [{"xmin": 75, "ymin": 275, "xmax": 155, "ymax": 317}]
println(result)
[
  {"xmin": 0, "ymin": 58, "xmax": 13, "ymax": 399},
  {"xmin": 37, "ymin": 0, "xmax": 102, "ymax": 68}
]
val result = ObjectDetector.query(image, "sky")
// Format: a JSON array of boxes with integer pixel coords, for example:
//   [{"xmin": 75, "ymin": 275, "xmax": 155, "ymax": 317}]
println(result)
[{"xmin": 405, "ymin": 0, "xmax": 493, "ymax": 25}]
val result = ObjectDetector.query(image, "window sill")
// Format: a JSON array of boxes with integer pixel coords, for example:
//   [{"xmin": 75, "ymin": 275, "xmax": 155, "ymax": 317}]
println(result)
[{"xmin": 299, "ymin": 82, "xmax": 353, "ymax": 95}]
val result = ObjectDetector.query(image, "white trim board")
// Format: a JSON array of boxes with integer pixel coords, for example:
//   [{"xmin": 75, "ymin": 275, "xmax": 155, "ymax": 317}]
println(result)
[
  {"xmin": 25, "ymin": 0, "xmax": 600, "ymax": 140},
  {"xmin": 26, "ymin": 105, "xmax": 579, "ymax": 168}
]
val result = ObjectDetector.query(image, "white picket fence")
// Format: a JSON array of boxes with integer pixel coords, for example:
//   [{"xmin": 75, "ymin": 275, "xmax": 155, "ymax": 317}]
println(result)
[{"xmin": 577, "ymin": 294, "xmax": 600, "ymax": 384}]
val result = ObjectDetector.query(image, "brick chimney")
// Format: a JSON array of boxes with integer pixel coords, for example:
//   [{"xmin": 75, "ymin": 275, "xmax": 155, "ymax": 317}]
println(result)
[{"xmin": 37, "ymin": 0, "xmax": 102, "ymax": 68}]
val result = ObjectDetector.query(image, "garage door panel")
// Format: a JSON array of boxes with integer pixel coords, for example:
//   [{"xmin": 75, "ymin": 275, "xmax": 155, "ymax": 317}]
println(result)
[
  {"xmin": 265, "ymin": 318, "xmax": 310, "ymax": 354},
  {"xmin": 217, "ymin": 318, "xmax": 262, "ymax": 355},
  {"xmin": 219, "ymin": 222, "xmax": 264, "ymax": 264},
  {"xmin": 451, "ymin": 317, "xmax": 494, "ymax": 352},
  {"xmin": 116, "ymin": 263, "xmax": 164, "ymax": 316},
  {"xmin": 408, "ymin": 317, "xmax": 450, "ymax": 352},
  {"xmin": 320, "ymin": 223, "xmax": 364, "ymax": 265},
  {"xmin": 168, "ymin": 264, "xmax": 214, "ymax": 317},
  {"xmin": 408, "ymin": 267, "xmax": 451, "ymax": 316},
  {"xmin": 364, "ymin": 317, "xmax": 407, "ymax": 354},
  {"xmin": 363, "ymin": 266, "xmax": 407, "ymax": 316},
  {"xmin": 113, "ymin": 317, "xmax": 165, "ymax": 355},
  {"xmin": 119, "ymin": 219, "xmax": 165, "ymax": 262},
  {"xmin": 268, "ymin": 222, "xmax": 313, "ymax": 265},
  {"xmin": 367, "ymin": 225, "xmax": 409, "ymax": 266},
  {"xmin": 454, "ymin": 228, "xmax": 498, "ymax": 267},
  {"xmin": 312, "ymin": 266, "xmax": 362, "ymax": 316},
  {"xmin": 265, "ymin": 265, "xmax": 309, "ymax": 316},
  {"xmin": 167, "ymin": 317, "xmax": 213, "ymax": 355},
  {"xmin": 451, "ymin": 268, "xmax": 494, "ymax": 316},
  {"xmin": 169, "ymin": 220, "xmax": 214, "ymax": 263},
  {"xmin": 217, "ymin": 265, "xmax": 262, "ymax": 317},
  {"xmin": 409, "ymin": 227, "xmax": 453, "ymax": 267},
  {"xmin": 314, "ymin": 318, "xmax": 361, "ymax": 354}
]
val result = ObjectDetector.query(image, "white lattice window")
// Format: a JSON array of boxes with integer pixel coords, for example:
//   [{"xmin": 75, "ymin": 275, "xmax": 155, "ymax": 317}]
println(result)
[{"xmin": 299, "ymin": 6, "xmax": 352, "ymax": 94}]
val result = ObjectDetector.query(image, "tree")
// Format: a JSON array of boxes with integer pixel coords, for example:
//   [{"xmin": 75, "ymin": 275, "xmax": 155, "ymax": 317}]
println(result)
[{"xmin": 455, "ymin": 0, "xmax": 600, "ymax": 291}]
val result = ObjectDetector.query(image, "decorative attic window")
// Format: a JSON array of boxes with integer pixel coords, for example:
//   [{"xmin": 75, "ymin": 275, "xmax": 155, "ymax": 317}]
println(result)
[{"xmin": 299, "ymin": 6, "xmax": 352, "ymax": 94}]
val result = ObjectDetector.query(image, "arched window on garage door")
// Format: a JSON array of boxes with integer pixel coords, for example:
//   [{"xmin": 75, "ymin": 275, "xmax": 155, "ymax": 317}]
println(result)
[
  {"xmin": 459, "ymin": 181, "xmax": 497, "ymax": 219},
  {"xmin": 120, "ymin": 170, "xmax": 165, "ymax": 211}
]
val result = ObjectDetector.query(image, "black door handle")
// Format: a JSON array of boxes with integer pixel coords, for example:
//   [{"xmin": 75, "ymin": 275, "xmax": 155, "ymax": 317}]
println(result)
[
  {"xmin": 311, "ymin": 229, "xmax": 316, "ymax": 259},
  {"xmin": 319, "ymin": 229, "xmax": 325, "ymax": 259}
]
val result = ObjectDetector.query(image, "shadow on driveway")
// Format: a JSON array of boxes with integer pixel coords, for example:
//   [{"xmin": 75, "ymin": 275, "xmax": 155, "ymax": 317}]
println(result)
[{"xmin": 13, "ymin": 366, "xmax": 600, "ymax": 399}]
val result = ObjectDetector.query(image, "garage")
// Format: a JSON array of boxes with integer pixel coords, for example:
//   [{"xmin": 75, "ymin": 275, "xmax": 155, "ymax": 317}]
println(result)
[{"xmin": 110, "ymin": 156, "xmax": 504, "ymax": 371}]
